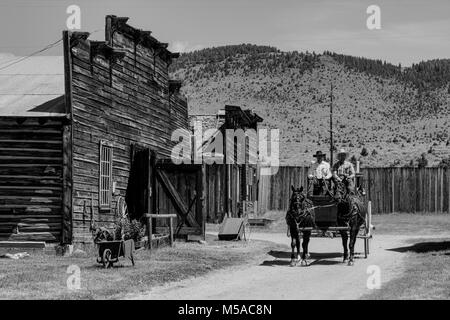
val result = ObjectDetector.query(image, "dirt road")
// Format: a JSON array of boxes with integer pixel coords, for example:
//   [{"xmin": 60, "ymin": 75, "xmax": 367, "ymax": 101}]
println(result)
[{"xmin": 126, "ymin": 232, "xmax": 430, "ymax": 300}]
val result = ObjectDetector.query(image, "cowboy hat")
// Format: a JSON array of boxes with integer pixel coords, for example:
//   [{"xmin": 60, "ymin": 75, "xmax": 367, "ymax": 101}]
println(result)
[
  {"xmin": 313, "ymin": 150, "xmax": 326, "ymax": 158},
  {"xmin": 337, "ymin": 148, "xmax": 349, "ymax": 156}
]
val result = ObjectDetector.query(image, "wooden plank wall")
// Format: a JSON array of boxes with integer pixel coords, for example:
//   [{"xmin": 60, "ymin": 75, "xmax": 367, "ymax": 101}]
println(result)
[
  {"xmin": 364, "ymin": 167, "xmax": 450, "ymax": 214},
  {"xmin": 204, "ymin": 164, "xmax": 257, "ymax": 223},
  {"xmin": 257, "ymin": 166, "xmax": 450, "ymax": 215},
  {"xmin": 0, "ymin": 118, "xmax": 63, "ymax": 242},
  {"xmin": 205, "ymin": 164, "xmax": 226, "ymax": 223},
  {"xmin": 153, "ymin": 164, "xmax": 255, "ymax": 225},
  {"xmin": 68, "ymin": 27, "xmax": 188, "ymax": 242},
  {"xmin": 257, "ymin": 166, "xmax": 309, "ymax": 214}
]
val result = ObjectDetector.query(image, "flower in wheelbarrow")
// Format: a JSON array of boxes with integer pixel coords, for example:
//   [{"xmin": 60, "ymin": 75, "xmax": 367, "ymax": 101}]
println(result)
[
  {"xmin": 93, "ymin": 227, "xmax": 114, "ymax": 243},
  {"xmin": 114, "ymin": 219, "xmax": 145, "ymax": 242}
]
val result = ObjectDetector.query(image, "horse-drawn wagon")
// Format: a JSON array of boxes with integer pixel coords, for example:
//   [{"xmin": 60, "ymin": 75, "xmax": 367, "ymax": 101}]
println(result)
[
  {"xmin": 286, "ymin": 174, "xmax": 373, "ymax": 266},
  {"xmin": 301, "ymin": 192, "xmax": 372, "ymax": 258}
]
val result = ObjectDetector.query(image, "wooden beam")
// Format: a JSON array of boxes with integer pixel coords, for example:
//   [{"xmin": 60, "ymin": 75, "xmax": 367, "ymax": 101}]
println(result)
[
  {"xmin": 201, "ymin": 164, "xmax": 206, "ymax": 240},
  {"xmin": 145, "ymin": 214, "xmax": 176, "ymax": 218},
  {"xmin": 150, "ymin": 150, "xmax": 157, "ymax": 233},
  {"xmin": 62, "ymin": 30, "xmax": 74, "ymax": 244},
  {"xmin": 146, "ymin": 146, "xmax": 152, "ymax": 248},
  {"xmin": 169, "ymin": 216, "xmax": 174, "ymax": 246},
  {"xmin": 148, "ymin": 216, "xmax": 152, "ymax": 251}
]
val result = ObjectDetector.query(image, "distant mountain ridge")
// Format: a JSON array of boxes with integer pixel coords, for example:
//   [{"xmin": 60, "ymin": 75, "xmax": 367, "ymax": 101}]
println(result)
[{"xmin": 170, "ymin": 44, "xmax": 450, "ymax": 167}]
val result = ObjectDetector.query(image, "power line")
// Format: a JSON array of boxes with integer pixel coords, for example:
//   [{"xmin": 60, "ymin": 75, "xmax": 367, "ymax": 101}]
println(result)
[
  {"xmin": 0, "ymin": 28, "xmax": 102, "ymax": 72},
  {"xmin": 0, "ymin": 74, "xmax": 63, "ymax": 76},
  {"xmin": 0, "ymin": 93, "xmax": 62, "ymax": 95},
  {"xmin": 0, "ymin": 38, "xmax": 63, "ymax": 71}
]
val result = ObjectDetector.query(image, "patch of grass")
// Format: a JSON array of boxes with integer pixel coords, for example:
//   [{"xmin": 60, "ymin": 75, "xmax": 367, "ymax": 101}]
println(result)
[
  {"xmin": 371, "ymin": 213, "xmax": 450, "ymax": 235},
  {"xmin": 362, "ymin": 238, "xmax": 450, "ymax": 300},
  {"xmin": 0, "ymin": 236, "xmax": 280, "ymax": 300}
]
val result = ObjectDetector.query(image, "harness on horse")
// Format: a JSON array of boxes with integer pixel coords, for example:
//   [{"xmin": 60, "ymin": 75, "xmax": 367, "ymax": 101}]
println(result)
[
  {"xmin": 334, "ymin": 181, "xmax": 366, "ymax": 223},
  {"xmin": 286, "ymin": 195, "xmax": 316, "ymax": 230}
]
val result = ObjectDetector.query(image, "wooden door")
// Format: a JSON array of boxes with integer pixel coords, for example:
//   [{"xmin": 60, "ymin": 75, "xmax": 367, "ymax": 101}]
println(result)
[
  {"xmin": 125, "ymin": 145, "xmax": 150, "ymax": 221},
  {"xmin": 153, "ymin": 161, "xmax": 205, "ymax": 239}
]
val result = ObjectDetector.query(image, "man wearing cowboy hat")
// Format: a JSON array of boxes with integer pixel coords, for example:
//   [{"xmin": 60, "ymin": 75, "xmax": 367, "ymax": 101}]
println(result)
[
  {"xmin": 307, "ymin": 151, "xmax": 332, "ymax": 196},
  {"xmin": 332, "ymin": 148, "xmax": 356, "ymax": 193}
]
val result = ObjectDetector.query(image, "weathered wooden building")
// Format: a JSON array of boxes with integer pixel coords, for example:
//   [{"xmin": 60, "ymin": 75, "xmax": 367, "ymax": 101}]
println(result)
[
  {"xmin": 190, "ymin": 105, "xmax": 263, "ymax": 222},
  {"xmin": 0, "ymin": 16, "xmax": 265, "ymax": 245},
  {"xmin": 0, "ymin": 16, "xmax": 193, "ymax": 244},
  {"xmin": 66, "ymin": 16, "xmax": 191, "ymax": 244}
]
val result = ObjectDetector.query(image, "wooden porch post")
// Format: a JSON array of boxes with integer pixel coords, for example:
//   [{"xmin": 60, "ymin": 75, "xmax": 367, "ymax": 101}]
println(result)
[
  {"xmin": 201, "ymin": 164, "xmax": 207, "ymax": 240},
  {"xmin": 62, "ymin": 30, "xmax": 73, "ymax": 244},
  {"xmin": 147, "ymin": 150, "xmax": 157, "ymax": 249}
]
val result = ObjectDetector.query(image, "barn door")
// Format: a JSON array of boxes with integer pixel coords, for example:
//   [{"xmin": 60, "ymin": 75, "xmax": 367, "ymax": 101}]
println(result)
[
  {"xmin": 153, "ymin": 160, "xmax": 205, "ymax": 239},
  {"xmin": 125, "ymin": 145, "xmax": 150, "ymax": 221}
]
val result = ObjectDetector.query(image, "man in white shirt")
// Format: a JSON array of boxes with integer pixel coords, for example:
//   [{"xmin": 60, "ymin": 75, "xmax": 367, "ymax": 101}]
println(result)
[{"xmin": 307, "ymin": 151, "xmax": 332, "ymax": 196}]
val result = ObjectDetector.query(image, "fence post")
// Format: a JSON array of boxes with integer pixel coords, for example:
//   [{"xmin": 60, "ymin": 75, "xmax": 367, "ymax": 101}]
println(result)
[{"xmin": 391, "ymin": 169, "xmax": 395, "ymax": 213}]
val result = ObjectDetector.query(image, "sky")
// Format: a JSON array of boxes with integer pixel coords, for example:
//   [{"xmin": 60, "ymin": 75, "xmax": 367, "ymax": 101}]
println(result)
[{"xmin": 0, "ymin": 0, "xmax": 449, "ymax": 66}]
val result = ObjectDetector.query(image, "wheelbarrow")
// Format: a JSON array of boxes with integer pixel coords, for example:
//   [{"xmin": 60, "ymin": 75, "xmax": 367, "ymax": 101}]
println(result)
[{"xmin": 96, "ymin": 239, "xmax": 135, "ymax": 268}]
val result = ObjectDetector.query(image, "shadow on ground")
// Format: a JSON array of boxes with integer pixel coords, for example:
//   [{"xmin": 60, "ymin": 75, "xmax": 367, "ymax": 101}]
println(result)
[
  {"xmin": 260, "ymin": 250, "xmax": 345, "ymax": 266},
  {"xmin": 388, "ymin": 241, "xmax": 450, "ymax": 254}
]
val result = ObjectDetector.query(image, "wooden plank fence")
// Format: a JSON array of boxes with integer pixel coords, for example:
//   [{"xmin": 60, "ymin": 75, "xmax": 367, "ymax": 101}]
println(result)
[
  {"xmin": 257, "ymin": 167, "xmax": 450, "ymax": 214},
  {"xmin": 203, "ymin": 164, "xmax": 259, "ymax": 223}
]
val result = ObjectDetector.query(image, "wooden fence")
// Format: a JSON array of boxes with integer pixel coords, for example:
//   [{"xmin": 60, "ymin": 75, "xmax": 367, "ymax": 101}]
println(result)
[
  {"xmin": 257, "ymin": 167, "xmax": 450, "ymax": 214},
  {"xmin": 204, "ymin": 164, "xmax": 258, "ymax": 223}
]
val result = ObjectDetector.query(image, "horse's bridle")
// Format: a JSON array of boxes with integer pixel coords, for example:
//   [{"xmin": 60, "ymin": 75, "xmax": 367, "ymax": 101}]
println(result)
[{"xmin": 288, "ymin": 191, "xmax": 313, "ymax": 222}]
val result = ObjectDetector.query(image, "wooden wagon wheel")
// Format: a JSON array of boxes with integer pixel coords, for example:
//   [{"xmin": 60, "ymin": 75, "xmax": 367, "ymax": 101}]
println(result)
[
  {"xmin": 116, "ymin": 196, "xmax": 129, "ymax": 220},
  {"xmin": 102, "ymin": 249, "xmax": 113, "ymax": 268}
]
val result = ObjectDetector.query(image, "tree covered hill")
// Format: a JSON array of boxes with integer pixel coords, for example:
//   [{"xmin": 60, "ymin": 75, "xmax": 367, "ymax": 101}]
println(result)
[{"xmin": 170, "ymin": 45, "xmax": 450, "ymax": 167}]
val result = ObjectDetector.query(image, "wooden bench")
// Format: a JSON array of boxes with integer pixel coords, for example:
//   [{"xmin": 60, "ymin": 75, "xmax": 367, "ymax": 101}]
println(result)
[{"xmin": 145, "ymin": 214, "xmax": 177, "ymax": 251}]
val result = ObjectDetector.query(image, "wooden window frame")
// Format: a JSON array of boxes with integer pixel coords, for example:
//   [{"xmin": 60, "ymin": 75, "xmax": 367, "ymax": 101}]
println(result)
[{"xmin": 99, "ymin": 140, "xmax": 113, "ymax": 211}]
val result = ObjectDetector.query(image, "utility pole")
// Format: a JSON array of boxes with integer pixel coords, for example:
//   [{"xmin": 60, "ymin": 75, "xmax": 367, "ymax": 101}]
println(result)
[{"xmin": 330, "ymin": 83, "xmax": 334, "ymax": 165}]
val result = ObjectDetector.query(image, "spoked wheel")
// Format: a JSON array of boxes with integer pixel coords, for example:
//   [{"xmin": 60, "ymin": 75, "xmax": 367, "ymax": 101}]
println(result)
[{"xmin": 102, "ymin": 249, "xmax": 113, "ymax": 268}]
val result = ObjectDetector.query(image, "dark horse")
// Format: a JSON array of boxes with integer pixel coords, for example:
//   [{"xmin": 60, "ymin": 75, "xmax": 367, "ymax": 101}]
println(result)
[
  {"xmin": 285, "ymin": 186, "xmax": 315, "ymax": 267},
  {"xmin": 334, "ymin": 179, "xmax": 366, "ymax": 266},
  {"xmin": 286, "ymin": 181, "xmax": 366, "ymax": 267}
]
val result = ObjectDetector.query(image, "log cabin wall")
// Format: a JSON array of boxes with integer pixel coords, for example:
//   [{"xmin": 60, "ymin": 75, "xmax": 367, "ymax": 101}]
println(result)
[
  {"xmin": 0, "ymin": 117, "xmax": 64, "ymax": 242},
  {"xmin": 67, "ymin": 16, "xmax": 188, "ymax": 243}
]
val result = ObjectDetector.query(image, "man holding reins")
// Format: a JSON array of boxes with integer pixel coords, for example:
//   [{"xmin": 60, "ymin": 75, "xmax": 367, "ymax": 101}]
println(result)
[
  {"xmin": 307, "ymin": 151, "xmax": 332, "ymax": 196},
  {"xmin": 332, "ymin": 148, "xmax": 356, "ymax": 194}
]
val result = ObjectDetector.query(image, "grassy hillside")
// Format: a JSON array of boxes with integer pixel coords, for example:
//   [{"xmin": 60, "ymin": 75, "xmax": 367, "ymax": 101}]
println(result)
[{"xmin": 170, "ymin": 45, "xmax": 450, "ymax": 167}]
